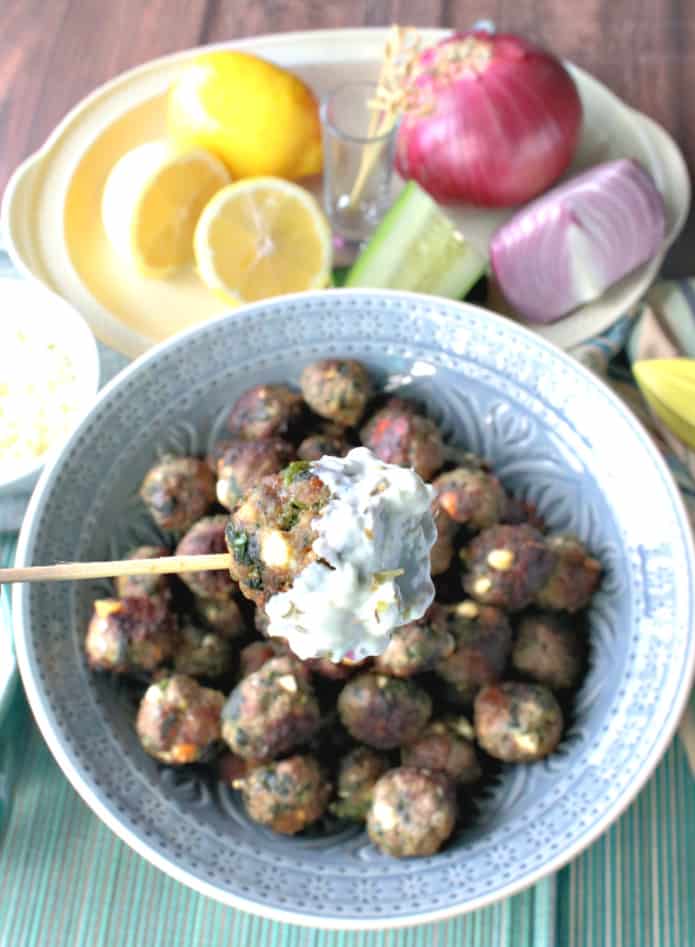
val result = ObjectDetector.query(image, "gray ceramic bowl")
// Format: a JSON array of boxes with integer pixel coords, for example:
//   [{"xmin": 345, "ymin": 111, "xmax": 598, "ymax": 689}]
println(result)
[{"xmin": 13, "ymin": 290, "xmax": 695, "ymax": 929}]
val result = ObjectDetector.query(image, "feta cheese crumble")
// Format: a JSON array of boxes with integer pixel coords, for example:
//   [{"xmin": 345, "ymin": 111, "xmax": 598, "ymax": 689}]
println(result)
[{"xmin": 0, "ymin": 323, "xmax": 82, "ymax": 474}]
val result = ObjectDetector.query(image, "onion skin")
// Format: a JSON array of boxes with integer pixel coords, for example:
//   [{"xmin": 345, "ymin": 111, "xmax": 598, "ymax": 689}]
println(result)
[
  {"xmin": 490, "ymin": 158, "xmax": 666, "ymax": 324},
  {"xmin": 395, "ymin": 32, "xmax": 582, "ymax": 207}
]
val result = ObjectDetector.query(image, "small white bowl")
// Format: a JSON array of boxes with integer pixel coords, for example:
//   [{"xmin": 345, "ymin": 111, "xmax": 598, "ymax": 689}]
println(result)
[{"xmin": 0, "ymin": 277, "xmax": 100, "ymax": 502}]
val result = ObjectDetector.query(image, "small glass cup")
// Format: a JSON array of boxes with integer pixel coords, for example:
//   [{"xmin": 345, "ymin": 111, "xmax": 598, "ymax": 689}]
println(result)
[{"xmin": 320, "ymin": 80, "xmax": 399, "ymax": 264}]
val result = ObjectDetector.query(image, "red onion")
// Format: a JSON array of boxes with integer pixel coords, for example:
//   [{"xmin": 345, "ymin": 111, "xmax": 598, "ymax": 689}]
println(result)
[
  {"xmin": 489, "ymin": 159, "xmax": 666, "ymax": 324},
  {"xmin": 395, "ymin": 32, "xmax": 582, "ymax": 207}
]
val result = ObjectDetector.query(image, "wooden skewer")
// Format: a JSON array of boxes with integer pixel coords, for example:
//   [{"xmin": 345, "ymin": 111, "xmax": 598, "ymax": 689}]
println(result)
[{"xmin": 0, "ymin": 553, "xmax": 232, "ymax": 585}]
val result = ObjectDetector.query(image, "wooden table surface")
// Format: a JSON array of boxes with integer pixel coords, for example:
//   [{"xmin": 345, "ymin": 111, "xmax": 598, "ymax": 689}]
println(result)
[{"xmin": 2, "ymin": 0, "xmax": 694, "ymax": 272}]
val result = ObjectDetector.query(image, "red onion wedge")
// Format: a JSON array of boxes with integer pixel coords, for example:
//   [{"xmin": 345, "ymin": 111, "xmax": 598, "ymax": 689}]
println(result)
[{"xmin": 489, "ymin": 159, "xmax": 666, "ymax": 324}]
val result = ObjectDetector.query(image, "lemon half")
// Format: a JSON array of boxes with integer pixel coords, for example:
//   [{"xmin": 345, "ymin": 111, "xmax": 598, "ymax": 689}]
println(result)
[
  {"xmin": 101, "ymin": 140, "xmax": 230, "ymax": 277},
  {"xmin": 193, "ymin": 178, "xmax": 332, "ymax": 304}
]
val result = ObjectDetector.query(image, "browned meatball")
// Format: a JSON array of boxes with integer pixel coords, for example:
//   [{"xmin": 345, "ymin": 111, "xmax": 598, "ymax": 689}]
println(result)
[
  {"xmin": 300, "ymin": 359, "xmax": 373, "ymax": 427},
  {"xmin": 215, "ymin": 438, "xmax": 294, "ymax": 511},
  {"xmin": 176, "ymin": 516, "xmax": 236, "ymax": 602},
  {"xmin": 501, "ymin": 495, "xmax": 545, "ymax": 529},
  {"xmin": 139, "ymin": 456, "xmax": 215, "ymax": 533},
  {"xmin": 360, "ymin": 398, "xmax": 444, "ymax": 481},
  {"xmin": 239, "ymin": 754, "xmax": 331, "ymax": 834},
  {"xmin": 511, "ymin": 611, "xmax": 585, "ymax": 690},
  {"xmin": 85, "ymin": 596, "xmax": 177, "ymax": 674},
  {"xmin": 337, "ymin": 672, "xmax": 431, "ymax": 750},
  {"xmin": 238, "ymin": 638, "xmax": 293, "ymax": 678},
  {"xmin": 195, "ymin": 596, "xmax": 245, "ymax": 639},
  {"xmin": 331, "ymin": 747, "xmax": 390, "ymax": 821},
  {"xmin": 367, "ymin": 767, "xmax": 457, "ymax": 857},
  {"xmin": 534, "ymin": 534, "xmax": 602, "ymax": 612},
  {"xmin": 221, "ymin": 655, "xmax": 321, "ymax": 760},
  {"xmin": 434, "ymin": 601, "xmax": 512, "ymax": 705},
  {"xmin": 462, "ymin": 524, "xmax": 556, "ymax": 611},
  {"xmin": 474, "ymin": 682, "xmax": 564, "ymax": 763},
  {"xmin": 432, "ymin": 467, "xmax": 507, "ymax": 531},
  {"xmin": 297, "ymin": 425, "xmax": 351, "ymax": 461},
  {"xmin": 304, "ymin": 655, "xmax": 367, "ymax": 681},
  {"xmin": 136, "ymin": 674, "xmax": 224, "ymax": 764},
  {"xmin": 226, "ymin": 384, "xmax": 302, "ymax": 440},
  {"xmin": 374, "ymin": 605, "xmax": 455, "ymax": 677},
  {"xmin": 115, "ymin": 545, "xmax": 171, "ymax": 601},
  {"xmin": 218, "ymin": 750, "xmax": 256, "ymax": 787},
  {"xmin": 173, "ymin": 620, "xmax": 234, "ymax": 679},
  {"xmin": 253, "ymin": 605, "xmax": 271, "ymax": 637},
  {"xmin": 401, "ymin": 716, "xmax": 481, "ymax": 785},
  {"xmin": 225, "ymin": 462, "xmax": 330, "ymax": 606},
  {"xmin": 430, "ymin": 505, "xmax": 459, "ymax": 575}
]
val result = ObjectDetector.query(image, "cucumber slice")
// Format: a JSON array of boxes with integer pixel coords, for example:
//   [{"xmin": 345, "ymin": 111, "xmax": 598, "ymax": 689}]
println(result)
[{"xmin": 345, "ymin": 182, "xmax": 488, "ymax": 299}]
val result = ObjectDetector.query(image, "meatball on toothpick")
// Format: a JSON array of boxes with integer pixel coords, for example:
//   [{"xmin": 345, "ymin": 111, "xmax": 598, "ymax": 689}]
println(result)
[{"xmin": 225, "ymin": 448, "xmax": 436, "ymax": 662}]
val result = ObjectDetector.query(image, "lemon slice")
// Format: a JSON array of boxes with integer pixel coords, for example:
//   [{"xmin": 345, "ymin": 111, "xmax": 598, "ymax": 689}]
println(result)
[
  {"xmin": 193, "ymin": 178, "xmax": 332, "ymax": 304},
  {"xmin": 101, "ymin": 140, "xmax": 230, "ymax": 278}
]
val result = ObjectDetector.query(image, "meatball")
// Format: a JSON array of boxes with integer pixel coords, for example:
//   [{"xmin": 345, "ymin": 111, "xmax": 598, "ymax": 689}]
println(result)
[
  {"xmin": 176, "ymin": 516, "xmax": 236, "ymax": 601},
  {"xmin": 374, "ymin": 606, "xmax": 455, "ymax": 677},
  {"xmin": 501, "ymin": 495, "xmax": 545, "ymax": 529},
  {"xmin": 173, "ymin": 620, "xmax": 234, "ymax": 679},
  {"xmin": 430, "ymin": 506, "xmax": 459, "ymax": 576},
  {"xmin": 195, "ymin": 595, "xmax": 245, "ymax": 639},
  {"xmin": 534, "ymin": 534, "xmax": 601, "ymax": 612},
  {"xmin": 367, "ymin": 767, "xmax": 456, "ymax": 857},
  {"xmin": 462, "ymin": 524, "xmax": 556, "ymax": 611},
  {"xmin": 297, "ymin": 425, "xmax": 350, "ymax": 462},
  {"xmin": 215, "ymin": 438, "xmax": 294, "ymax": 511},
  {"xmin": 218, "ymin": 750, "xmax": 255, "ymax": 787},
  {"xmin": 225, "ymin": 462, "xmax": 330, "ymax": 606},
  {"xmin": 474, "ymin": 682, "xmax": 564, "ymax": 763},
  {"xmin": 139, "ymin": 456, "xmax": 215, "ymax": 533},
  {"xmin": 254, "ymin": 605, "xmax": 271, "ymax": 637},
  {"xmin": 238, "ymin": 638, "xmax": 292, "ymax": 678},
  {"xmin": 221, "ymin": 655, "xmax": 321, "ymax": 760},
  {"xmin": 300, "ymin": 359, "xmax": 373, "ymax": 427},
  {"xmin": 360, "ymin": 398, "xmax": 444, "ymax": 481},
  {"xmin": 330, "ymin": 746, "xmax": 390, "ymax": 821},
  {"xmin": 114, "ymin": 545, "xmax": 171, "ymax": 601},
  {"xmin": 226, "ymin": 384, "xmax": 302, "ymax": 440},
  {"xmin": 401, "ymin": 716, "xmax": 481, "ymax": 785},
  {"xmin": 337, "ymin": 672, "xmax": 431, "ymax": 749},
  {"xmin": 432, "ymin": 467, "xmax": 507, "ymax": 531},
  {"xmin": 304, "ymin": 656, "xmax": 363, "ymax": 681},
  {"xmin": 136, "ymin": 674, "xmax": 224, "ymax": 765},
  {"xmin": 511, "ymin": 611, "xmax": 585, "ymax": 690},
  {"xmin": 239, "ymin": 754, "xmax": 331, "ymax": 835},
  {"xmin": 434, "ymin": 601, "xmax": 512, "ymax": 705},
  {"xmin": 85, "ymin": 596, "xmax": 177, "ymax": 674}
]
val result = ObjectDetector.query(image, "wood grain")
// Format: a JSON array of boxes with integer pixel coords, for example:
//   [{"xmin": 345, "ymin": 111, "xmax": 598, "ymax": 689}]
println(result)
[{"xmin": 2, "ymin": 0, "xmax": 693, "ymax": 271}]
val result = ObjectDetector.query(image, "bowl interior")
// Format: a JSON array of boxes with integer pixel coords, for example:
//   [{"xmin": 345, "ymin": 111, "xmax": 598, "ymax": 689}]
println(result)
[{"xmin": 15, "ymin": 291, "xmax": 695, "ymax": 926}]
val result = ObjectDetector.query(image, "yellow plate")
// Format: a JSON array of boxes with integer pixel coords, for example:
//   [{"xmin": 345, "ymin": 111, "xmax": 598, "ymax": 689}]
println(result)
[{"xmin": 2, "ymin": 29, "xmax": 690, "ymax": 357}]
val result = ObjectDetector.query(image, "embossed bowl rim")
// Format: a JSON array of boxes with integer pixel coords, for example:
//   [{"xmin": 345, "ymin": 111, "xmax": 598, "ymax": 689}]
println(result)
[{"xmin": 12, "ymin": 289, "xmax": 695, "ymax": 929}]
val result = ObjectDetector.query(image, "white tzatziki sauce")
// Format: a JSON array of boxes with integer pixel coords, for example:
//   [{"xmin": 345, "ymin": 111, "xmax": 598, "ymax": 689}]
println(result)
[{"xmin": 264, "ymin": 447, "xmax": 436, "ymax": 662}]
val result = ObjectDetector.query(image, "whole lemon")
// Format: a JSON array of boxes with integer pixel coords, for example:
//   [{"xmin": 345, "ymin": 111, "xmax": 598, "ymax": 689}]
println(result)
[{"xmin": 167, "ymin": 51, "xmax": 323, "ymax": 180}]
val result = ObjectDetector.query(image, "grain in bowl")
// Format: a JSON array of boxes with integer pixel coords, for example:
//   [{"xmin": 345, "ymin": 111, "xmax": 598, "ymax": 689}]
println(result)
[{"xmin": 0, "ymin": 278, "xmax": 99, "ymax": 495}]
